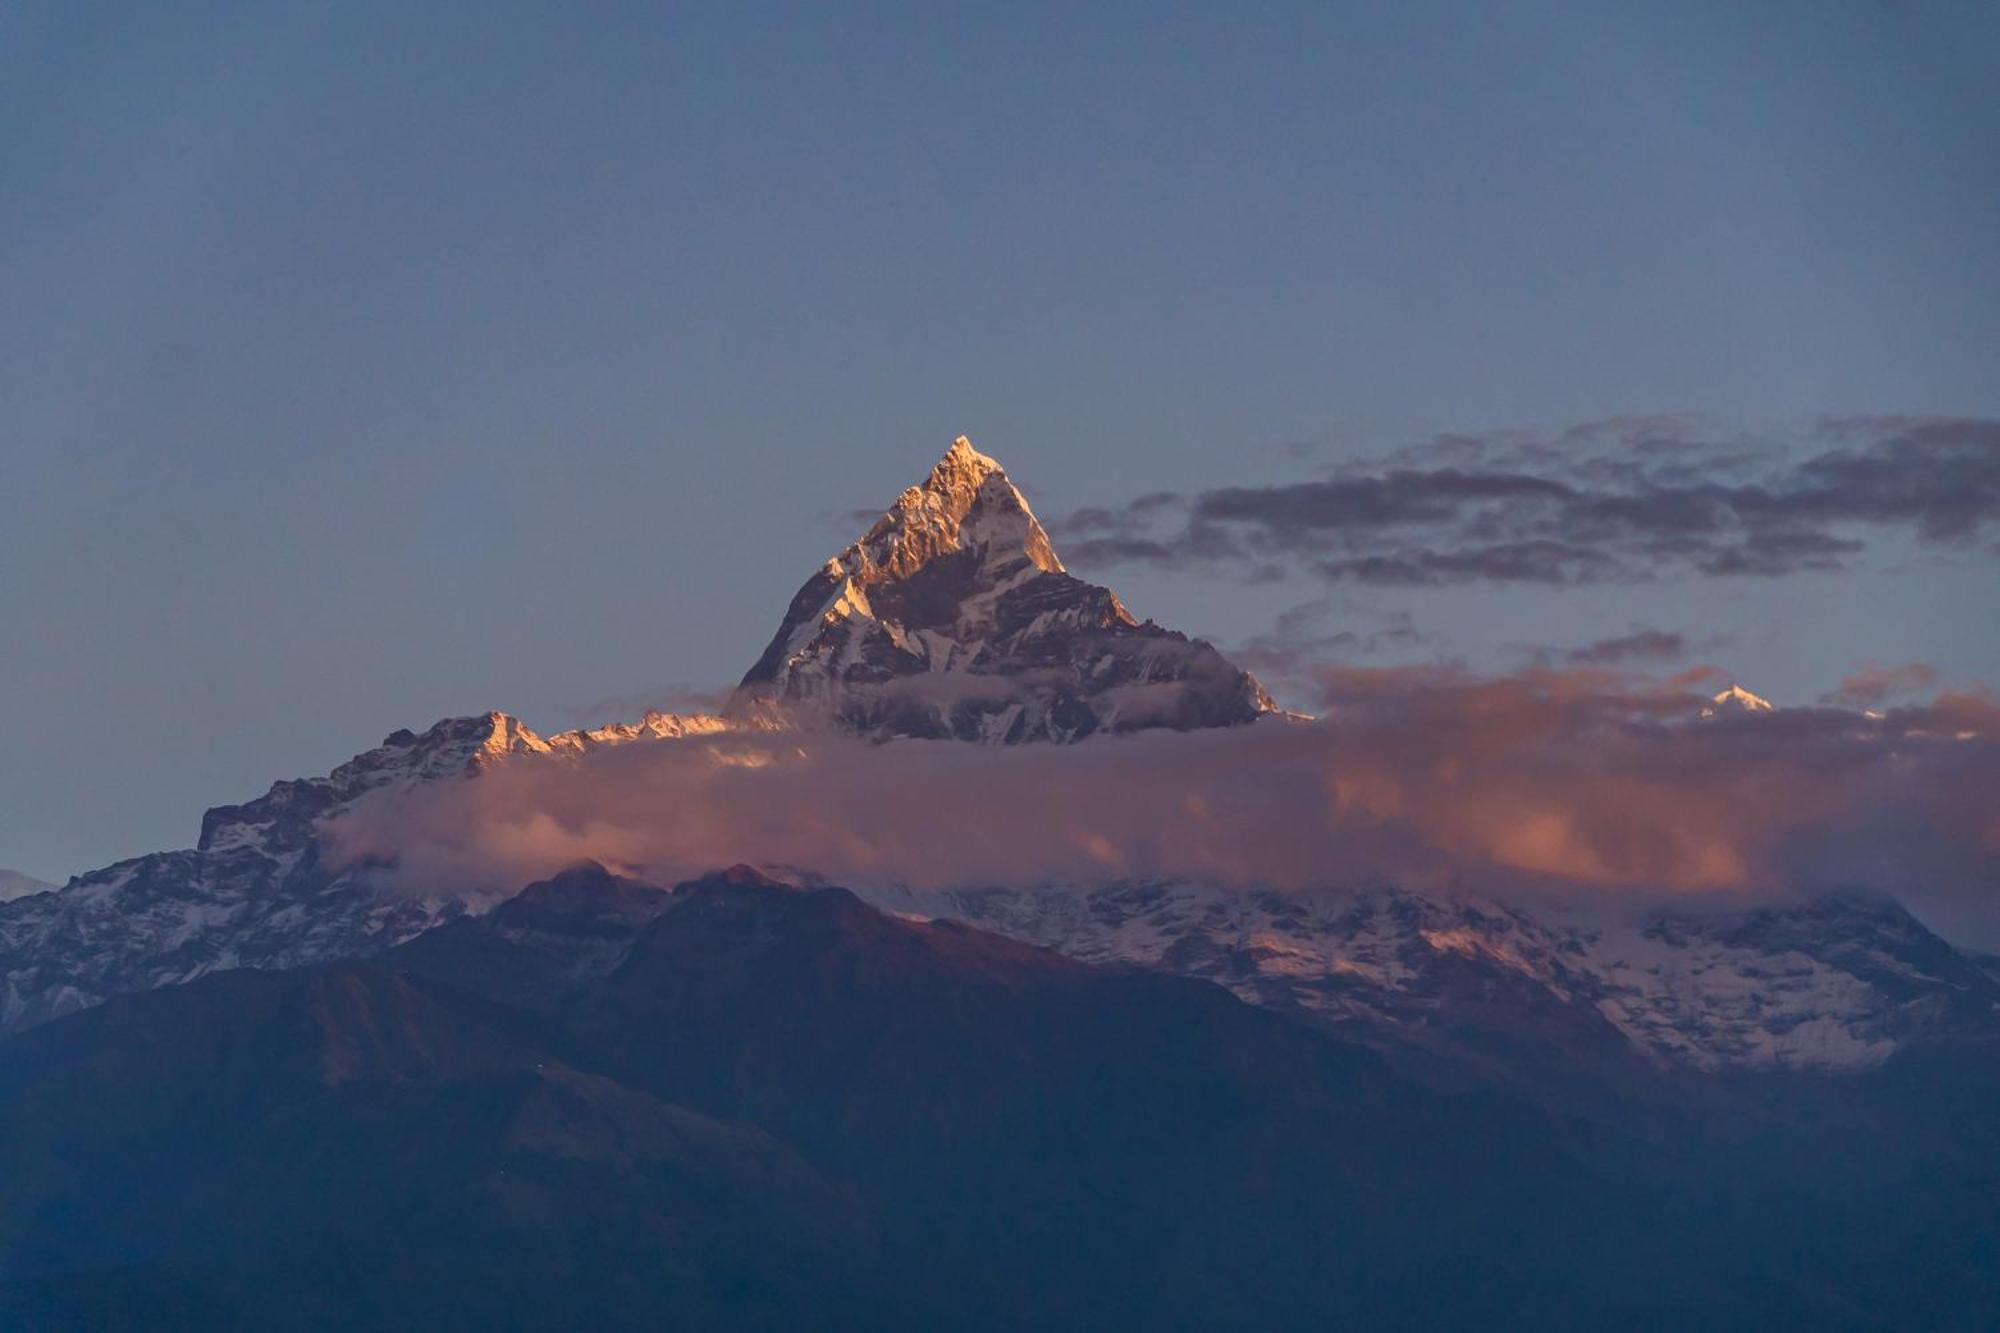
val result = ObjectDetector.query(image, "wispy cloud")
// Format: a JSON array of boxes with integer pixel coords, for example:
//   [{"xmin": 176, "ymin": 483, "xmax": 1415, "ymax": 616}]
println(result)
[
  {"xmin": 1230, "ymin": 597, "xmax": 1433, "ymax": 699},
  {"xmin": 1051, "ymin": 415, "xmax": 2000, "ymax": 587},
  {"xmin": 557, "ymin": 684, "xmax": 736, "ymax": 730},
  {"xmin": 1558, "ymin": 629, "xmax": 1696, "ymax": 667},
  {"xmin": 1820, "ymin": 663, "xmax": 1942, "ymax": 710}
]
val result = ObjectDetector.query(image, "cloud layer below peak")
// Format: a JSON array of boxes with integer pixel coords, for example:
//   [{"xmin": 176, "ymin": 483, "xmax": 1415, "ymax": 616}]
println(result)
[{"xmin": 320, "ymin": 666, "xmax": 2000, "ymax": 948}]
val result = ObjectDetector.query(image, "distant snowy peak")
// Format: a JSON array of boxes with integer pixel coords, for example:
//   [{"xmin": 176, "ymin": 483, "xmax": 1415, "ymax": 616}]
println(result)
[
  {"xmin": 0, "ymin": 869, "xmax": 55, "ymax": 903},
  {"xmin": 1703, "ymin": 684, "xmax": 1776, "ymax": 717},
  {"xmin": 730, "ymin": 436, "xmax": 1273, "ymax": 742}
]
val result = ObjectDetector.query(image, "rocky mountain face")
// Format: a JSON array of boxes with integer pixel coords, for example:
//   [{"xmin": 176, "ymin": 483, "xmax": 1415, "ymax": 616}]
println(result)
[
  {"xmin": 2, "ymin": 438, "xmax": 1994, "ymax": 1088},
  {"xmin": 15, "ymin": 864, "xmax": 1994, "ymax": 1330},
  {"xmin": 4, "ymin": 437, "xmax": 1999, "ymax": 1326},
  {"xmin": 0, "ymin": 437, "xmax": 1271, "ymax": 1035},
  {"xmin": 729, "ymin": 436, "xmax": 1273, "ymax": 741},
  {"xmin": 0, "ymin": 710, "xmax": 720, "ymax": 1033},
  {"xmin": 0, "ymin": 873, "xmax": 882, "ymax": 1332}
]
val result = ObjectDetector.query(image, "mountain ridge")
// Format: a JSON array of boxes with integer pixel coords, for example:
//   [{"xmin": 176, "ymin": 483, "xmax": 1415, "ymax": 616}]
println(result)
[
  {"xmin": 10, "ymin": 863, "xmax": 1996, "ymax": 1328},
  {"xmin": 2, "ymin": 439, "xmax": 1992, "ymax": 1082}
]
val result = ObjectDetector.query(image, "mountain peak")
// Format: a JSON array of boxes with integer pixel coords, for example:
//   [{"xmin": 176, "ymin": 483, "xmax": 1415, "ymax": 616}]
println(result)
[
  {"xmin": 730, "ymin": 438, "xmax": 1271, "ymax": 741},
  {"xmin": 943, "ymin": 432, "xmax": 998, "ymax": 472},
  {"xmin": 864, "ymin": 434, "xmax": 1064, "ymax": 582},
  {"xmin": 1705, "ymin": 684, "xmax": 1775, "ymax": 716}
]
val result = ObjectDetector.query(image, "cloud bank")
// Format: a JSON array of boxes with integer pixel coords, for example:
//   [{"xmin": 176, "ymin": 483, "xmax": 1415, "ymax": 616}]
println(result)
[
  {"xmin": 1054, "ymin": 415, "xmax": 2000, "ymax": 586},
  {"xmin": 321, "ymin": 668, "xmax": 2000, "ymax": 946}
]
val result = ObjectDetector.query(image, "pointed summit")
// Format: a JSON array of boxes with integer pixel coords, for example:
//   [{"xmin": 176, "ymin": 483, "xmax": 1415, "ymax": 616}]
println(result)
[
  {"xmin": 862, "ymin": 434, "xmax": 1064, "ymax": 583},
  {"xmin": 1703, "ymin": 684, "xmax": 1775, "ymax": 718},
  {"xmin": 730, "ymin": 438, "xmax": 1271, "ymax": 742},
  {"xmin": 944, "ymin": 433, "xmax": 998, "ymax": 471}
]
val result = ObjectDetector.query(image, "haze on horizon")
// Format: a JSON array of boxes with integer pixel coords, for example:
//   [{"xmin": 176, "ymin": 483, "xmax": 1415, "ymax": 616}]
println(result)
[{"xmin": 3, "ymin": 1, "xmax": 1997, "ymax": 882}]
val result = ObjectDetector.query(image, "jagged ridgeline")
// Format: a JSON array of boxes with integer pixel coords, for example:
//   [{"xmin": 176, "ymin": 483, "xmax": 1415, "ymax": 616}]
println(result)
[
  {"xmin": 3, "ymin": 439, "xmax": 1996, "ymax": 1083},
  {"xmin": 0, "ymin": 439, "xmax": 1272, "ymax": 1036}
]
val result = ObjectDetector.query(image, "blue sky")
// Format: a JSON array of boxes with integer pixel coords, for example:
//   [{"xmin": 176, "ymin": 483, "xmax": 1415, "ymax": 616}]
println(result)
[{"xmin": 3, "ymin": 1, "xmax": 1997, "ymax": 879}]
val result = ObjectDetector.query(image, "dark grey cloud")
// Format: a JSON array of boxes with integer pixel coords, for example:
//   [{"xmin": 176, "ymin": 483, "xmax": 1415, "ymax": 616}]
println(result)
[
  {"xmin": 1562, "ymin": 630, "xmax": 1692, "ymax": 667},
  {"xmin": 836, "ymin": 506, "xmax": 892, "ymax": 530},
  {"xmin": 1313, "ymin": 539, "xmax": 1622, "ymax": 587},
  {"xmin": 1063, "ymin": 536, "xmax": 1188, "ymax": 567},
  {"xmin": 1055, "ymin": 416, "xmax": 2000, "ymax": 587}
]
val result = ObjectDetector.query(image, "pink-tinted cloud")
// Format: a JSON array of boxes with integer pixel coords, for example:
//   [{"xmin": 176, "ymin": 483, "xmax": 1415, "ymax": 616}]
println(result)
[
  {"xmin": 1820, "ymin": 663, "xmax": 1941, "ymax": 709},
  {"xmin": 320, "ymin": 668, "xmax": 2000, "ymax": 943}
]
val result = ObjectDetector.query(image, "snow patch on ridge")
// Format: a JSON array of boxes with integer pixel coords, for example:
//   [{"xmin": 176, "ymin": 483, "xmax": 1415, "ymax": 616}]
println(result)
[{"xmin": 855, "ymin": 880, "xmax": 2000, "ymax": 1072}]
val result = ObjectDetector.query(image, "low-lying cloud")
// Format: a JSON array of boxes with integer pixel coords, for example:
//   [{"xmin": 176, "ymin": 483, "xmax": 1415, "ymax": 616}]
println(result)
[
  {"xmin": 321, "ymin": 668, "xmax": 2000, "ymax": 946},
  {"xmin": 1053, "ymin": 415, "xmax": 2000, "ymax": 587}
]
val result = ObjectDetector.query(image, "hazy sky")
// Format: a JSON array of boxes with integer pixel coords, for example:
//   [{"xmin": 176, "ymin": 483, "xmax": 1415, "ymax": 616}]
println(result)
[{"xmin": 4, "ymin": 1, "xmax": 1997, "ymax": 880}]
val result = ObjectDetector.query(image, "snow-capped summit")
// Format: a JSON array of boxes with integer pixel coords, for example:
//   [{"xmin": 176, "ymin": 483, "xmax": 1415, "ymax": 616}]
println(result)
[
  {"xmin": 863, "ymin": 435, "xmax": 1065, "ymax": 583},
  {"xmin": 1703, "ymin": 684, "xmax": 1776, "ymax": 717},
  {"xmin": 730, "ymin": 436, "xmax": 1273, "ymax": 741}
]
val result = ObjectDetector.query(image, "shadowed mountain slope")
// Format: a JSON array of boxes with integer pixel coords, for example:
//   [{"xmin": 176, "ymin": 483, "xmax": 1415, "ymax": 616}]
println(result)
[{"xmin": 7, "ymin": 866, "xmax": 1997, "ymax": 1330}]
